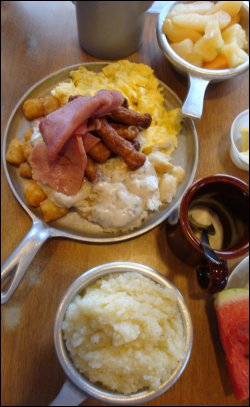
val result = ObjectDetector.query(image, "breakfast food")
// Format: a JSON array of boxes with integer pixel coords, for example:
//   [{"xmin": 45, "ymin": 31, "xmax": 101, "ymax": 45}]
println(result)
[
  {"xmin": 6, "ymin": 61, "xmax": 185, "ymax": 232},
  {"xmin": 163, "ymin": 1, "xmax": 249, "ymax": 69},
  {"xmin": 214, "ymin": 288, "xmax": 249, "ymax": 401},
  {"xmin": 62, "ymin": 272, "xmax": 186, "ymax": 395}
]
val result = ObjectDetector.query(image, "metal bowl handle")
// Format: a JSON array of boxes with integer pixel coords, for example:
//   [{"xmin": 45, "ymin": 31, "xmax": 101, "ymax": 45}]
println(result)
[
  {"xmin": 181, "ymin": 75, "xmax": 210, "ymax": 120},
  {"xmin": 1, "ymin": 220, "xmax": 51, "ymax": 304},
  {"xmin": 49, "ymin": 380, "xmax": 87, "ymax": 406}
]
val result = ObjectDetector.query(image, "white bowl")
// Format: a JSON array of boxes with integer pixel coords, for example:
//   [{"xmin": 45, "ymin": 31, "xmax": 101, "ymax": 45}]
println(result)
[
  {"xmin": 230, "ymin": 109, "xmax": 249, "ymax": 171},
  {"xmin": 227, "ymin": 256, "xmax": 249, "ymax": 289}
]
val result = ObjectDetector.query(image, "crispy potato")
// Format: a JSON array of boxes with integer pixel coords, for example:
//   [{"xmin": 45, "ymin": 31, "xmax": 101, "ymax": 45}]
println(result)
[
  {"xmin": 23, "ymin": 141, "xmax": 33, "ymax": 160},
  {"xmin": 22, "ymin": 96, "xmax": 60, "ymax": 120},
  {"xmin": 24, "ymin": 180, "xmax": 47, "ymax": 207},
  {"xmin": 19, "ymin": 162, "xmax": 32, "ymax": 178},
  {"xmin": 40, "ymin": 199, "xmax": 69, "ymax": 222},
  {"xmin": 24, "ymin": 128, "xmax": 33, "ymax": 142},
  {"xmin": 42, "ymin": 95, "xmax": 61, "ymax": 115},
  {"xmin": 6, "ymin": 138, "xmax": 25, "ymax": 166},
  {"xmin": 23, "ymin": 98, "xmax": 44, "ymax": 120}
]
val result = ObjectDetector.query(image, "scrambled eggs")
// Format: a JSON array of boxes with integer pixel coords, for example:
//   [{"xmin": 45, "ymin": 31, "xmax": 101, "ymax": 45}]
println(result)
[{"xmin": 52, "ymin": 60, "xmax": 182, "ymax": 156}]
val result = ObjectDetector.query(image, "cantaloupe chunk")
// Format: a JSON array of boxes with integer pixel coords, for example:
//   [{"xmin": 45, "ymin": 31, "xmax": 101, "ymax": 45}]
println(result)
[
  {"xmin": 173, "ymin": 11, "xmax": 231, "ymax": 33},
  {"xmin": 203, "ymin": 55, "xmax": 229, "ymax": 69},
  {"xmin": 207, "ymin": 1, "xmax": 243, "ymax": 17},
  {"xmin": 222, "ymin": 24, "xmax": 248, "ymax": 49},
  {"xmin": 221, "ymin": 41, "xmax": 249, "ymax": 67},
  {"xmin": 163, "ymin": 19, "xmax": 202, "ymax": 43},
  {"xmin": 194, "ymin": 20, "xmax": 224, "ymax": 62}
]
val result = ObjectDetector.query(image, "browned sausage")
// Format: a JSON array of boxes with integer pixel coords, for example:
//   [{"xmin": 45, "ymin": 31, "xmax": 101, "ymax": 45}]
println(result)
[
  {"xmin": 88, "ymin": 141, "xmax": 111, "ymax": 163},
  {"xmin": 96, "ymin": 119, "xmax": 146, "ymax": 170},
  {"xmin": 108, "ymin": 122, "xmax": 139, "ymax": 140},
  {"xmin": 109, "ymin": 107, "xmax": 152, "ymax": 129},
  {"xmin": 85, "ymin": 156, "xmax": 101, "ymax": 182}
]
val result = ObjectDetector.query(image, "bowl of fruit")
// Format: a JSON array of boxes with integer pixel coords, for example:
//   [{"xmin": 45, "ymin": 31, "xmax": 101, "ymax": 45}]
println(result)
[{"xmin": 157, "ymin": 1, "xmax": 249, "ymax": 120}]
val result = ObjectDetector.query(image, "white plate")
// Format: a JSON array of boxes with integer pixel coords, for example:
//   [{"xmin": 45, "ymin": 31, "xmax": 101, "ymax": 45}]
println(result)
[{"xmin": 227, "ymin": 256, "xmax": 249, "ymax": 289}]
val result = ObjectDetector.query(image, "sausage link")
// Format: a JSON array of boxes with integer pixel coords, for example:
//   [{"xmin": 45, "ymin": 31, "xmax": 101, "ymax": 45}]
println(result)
[
  {"xmin": 96, "ymin": 119, "xmax": 146, "ymax": 170},
  {"xmin": 109, "ymin": 107, "xmax": 152, "ymax": 129}
]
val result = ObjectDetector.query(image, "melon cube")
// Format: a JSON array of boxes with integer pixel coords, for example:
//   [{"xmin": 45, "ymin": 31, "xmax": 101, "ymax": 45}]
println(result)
[
  {"xmin": 173, "ymin": 11, "xmax": 231, "ymax": 33},
  {"xmin": 221, "ymin": 41, "xmax": 249, "ymax": 67},
  {"xmin": 171, "ymin": 39, "xmax": 194, "ymax": 59},
  {"xmin": 194, "ymin": 20, "xmax": 224, "ymax": 62},
  {"xmin": 163, "ymin": 19, "xmax": 202, "ymax": 43},
  {"xmin": 207, "ymin": 1, "xmax": 243, "ymax": 17},
  {"xmin": 169, "ymin": 1, "xmax": 214, "ymax": 17},
  {"xmin": 222, "ymin": 24, "xmax": 248, "ymax": 50}
]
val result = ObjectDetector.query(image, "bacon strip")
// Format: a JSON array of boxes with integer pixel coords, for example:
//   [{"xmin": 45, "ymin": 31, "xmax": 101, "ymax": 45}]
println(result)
[{"xmin": 96, "ymin": 119, "xmax": 146, "ymax": 170}]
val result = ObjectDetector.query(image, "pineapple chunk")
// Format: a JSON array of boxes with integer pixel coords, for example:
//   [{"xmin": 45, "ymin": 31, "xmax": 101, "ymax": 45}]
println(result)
[
  {"xmin": 171, "ymin": 39, "xmax": 194, "ymax": 59},
  {"xmin": 223, "ymin": 12, "xmax": 240, "ymax": 29},
  {"xmin": 194, "ymin": 20, "xmax": 224, "ymax": 62},
  {"xmin": 171, "ymin": 39, "xmax": 203, "ymax": 67},
  {"xmin": 163, "ymin": 19, "xmax": 202, "ymax": 43},
  {"xmin": 173, "ymin": 11, "xmax": 231, "ymax": 33},
  {"xmin": 221, "ymin": 41, "xmax": 249, "ymax": 67},
  {"xmin": 207, "ymin": 1, "xmax": 243, "ymax": 17},
  {"xmin": 185, "ymin": 53, "xmax": 204, "ymax": 67},
  {"xmin": 169, "ymin": 1, "xmax": 214, "ymax": 17},
  {"xmin": 222, "ymin": 24, "xmax": 248, "ymax": 50}
]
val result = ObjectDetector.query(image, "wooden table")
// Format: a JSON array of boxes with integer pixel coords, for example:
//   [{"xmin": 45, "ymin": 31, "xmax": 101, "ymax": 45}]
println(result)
[{"xmin": 1, "ymin": 2, "xmax": 249, "ymax": 406}]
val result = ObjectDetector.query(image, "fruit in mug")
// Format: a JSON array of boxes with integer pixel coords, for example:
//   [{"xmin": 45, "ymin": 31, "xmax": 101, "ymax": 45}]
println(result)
[
  {"xmin": 168, "ymin": 1, "xmax": 214, "ymax": 17},
  {"xmin": 214, "ymin": 288, "xmax": 249, "ymax": 401},
  {"xmin": 223, "ymin": 13, "xmax": 240, "ymax": 29},
  {"xmin": 221, "ymin": 41, "xmax": 249, "ymax": 67},
  {"xmin": 207, "ymin": 1, "xmax": 243, "ymax": 17},
  {"xmin": 163, "ymin": 19, "xmax": 202, "ymax": 43},
  {"xmin": 172, "ymin": 11, "xmax": 231, "ymax": 33},
  {"xmin": 222, "ymin": 24, "xmax": 248, "ymax": 50},
  {"xmin": 194, "ymin": 20, "xmax": 224, "ymax": 62}
]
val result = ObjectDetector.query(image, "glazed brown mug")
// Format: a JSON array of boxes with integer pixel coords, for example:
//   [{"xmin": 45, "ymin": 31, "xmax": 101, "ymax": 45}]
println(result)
[{"xmin": 166, "ymin": 174, "xmax": 249, "ymax": 268}]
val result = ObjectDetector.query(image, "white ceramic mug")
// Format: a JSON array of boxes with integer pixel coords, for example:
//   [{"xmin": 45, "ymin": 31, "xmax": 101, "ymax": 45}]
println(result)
[{"xmin": 73, "ymin": 1, "xmax": 154, "ymax": 59}]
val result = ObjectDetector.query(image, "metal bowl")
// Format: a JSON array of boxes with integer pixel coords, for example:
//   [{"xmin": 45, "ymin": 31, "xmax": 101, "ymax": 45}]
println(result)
[
  {"xmin": 157, "ymin": 1, "xmax": 249, "ymax": 120},
  {"xmin": 51, "ymin": 262, "xmax": 193, "ymax": 405}
]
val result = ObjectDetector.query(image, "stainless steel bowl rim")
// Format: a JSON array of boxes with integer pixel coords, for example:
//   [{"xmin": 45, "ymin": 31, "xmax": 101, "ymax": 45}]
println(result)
[{"xmin": 54, "ymin": 262, "xmax": 193, "ymax": 405}]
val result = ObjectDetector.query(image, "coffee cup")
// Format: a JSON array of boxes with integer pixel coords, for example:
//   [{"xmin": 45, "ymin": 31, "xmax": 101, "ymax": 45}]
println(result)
[
  {"xmin": 72, "ymin": 1, "xmax": 154, "ymax": 59},
  {"xmin": 166, "ymin": 174, "xmax": 249, "ymax": 267}
]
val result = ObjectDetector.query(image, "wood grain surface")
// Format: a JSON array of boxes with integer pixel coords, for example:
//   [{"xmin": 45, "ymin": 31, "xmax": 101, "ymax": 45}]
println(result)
[{"xmin": 1, "ymin": 2, "xmax": 249, "ymax": 406}]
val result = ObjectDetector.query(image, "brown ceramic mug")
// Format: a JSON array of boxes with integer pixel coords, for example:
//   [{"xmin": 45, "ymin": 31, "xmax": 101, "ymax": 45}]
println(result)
[{"xmin": 166, "ymin": 174, "xmax": 249, "ymax": 267}]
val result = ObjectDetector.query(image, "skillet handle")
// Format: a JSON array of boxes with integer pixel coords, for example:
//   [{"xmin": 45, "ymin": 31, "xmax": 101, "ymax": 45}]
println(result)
[
  {"xmin": 1, "ymin": 220, "xmax": 51, "ymax": 304},
  {"xmin": 181, "ymin": 75, "xmax": 210, "ymax": 120},
  {"xmin": 49, "ymin": 380, "xmax": 87, "ymax": 406}
]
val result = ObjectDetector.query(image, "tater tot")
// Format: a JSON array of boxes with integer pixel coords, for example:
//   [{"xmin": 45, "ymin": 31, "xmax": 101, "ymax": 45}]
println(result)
[
  {"xmin": 24, "ymin": 128, "xmax": 33, "ymax": 142},
  {"xmin": 22, "ymin": 96, "xmax": 61, "ymax": 120},
  {"xmin": 42, "ymin": 95, "xmax": 61, "ymax": 115},
  {"xmin": 40, "ymin": 199, "xmax": 69, "ymax": 222},
  {"xmin": 23, "ymin": 98, "xmax": 44, "ymax": 120},
  {"xmin": 23, "ymin": 180, "xmax": 47, "ymax": 207},
  {"xmin": 23, "ymin": 141, "xmax": 33, "ymax": 160},
  {"xmin": 6, "ymin": 138, "xmax": 26, "ymax": 166},
  {"xmin": 19, "ymin": 162, "xmax": 32, "ymax": 178}
]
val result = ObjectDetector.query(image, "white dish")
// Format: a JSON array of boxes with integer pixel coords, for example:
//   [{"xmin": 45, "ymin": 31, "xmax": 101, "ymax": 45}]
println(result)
[
  {"xmin": 230, "ymin": 109, "xmax": 249, "ymax": 171},
  {"xmin": 227, "ymin": 256, "xmax": 249, "ymax": 289}
]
